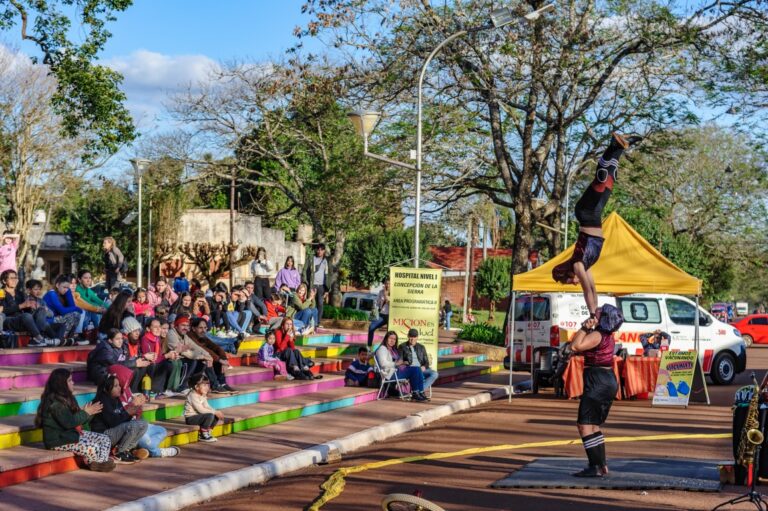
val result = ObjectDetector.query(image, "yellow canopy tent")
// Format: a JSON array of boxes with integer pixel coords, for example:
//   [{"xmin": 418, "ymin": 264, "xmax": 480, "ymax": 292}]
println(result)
[
  {"xmin": 512, "ymin": 212, "xmax": 702, "ymax": 295},
  {"xmin": 507, "ymin": 212, "xmax": 705, "ymax": 401}
]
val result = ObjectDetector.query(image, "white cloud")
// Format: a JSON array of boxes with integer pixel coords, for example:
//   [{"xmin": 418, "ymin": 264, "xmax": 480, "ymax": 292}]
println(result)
[{"xmin": 104, "ymin": 50, "xmax": 220, "ymax": 130}]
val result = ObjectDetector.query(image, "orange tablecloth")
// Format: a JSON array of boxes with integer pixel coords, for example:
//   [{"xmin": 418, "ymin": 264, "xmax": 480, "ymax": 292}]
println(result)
[
  {"xmin": 622, "ymin": 356, "xmax": 661, "ymax": 398},
  {"xmin": 562, "ymin": 355, "xmax": 623, "ymax": 400}
]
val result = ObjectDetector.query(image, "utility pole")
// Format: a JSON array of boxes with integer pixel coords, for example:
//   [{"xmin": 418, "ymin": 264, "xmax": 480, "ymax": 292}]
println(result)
[
  {"xmin": 229, "ymin": 165, "xmax": 236, "ymax": 290},
  {"xmin": 463, "ymin": 217, "xmax": 472, "ymax": 323}
]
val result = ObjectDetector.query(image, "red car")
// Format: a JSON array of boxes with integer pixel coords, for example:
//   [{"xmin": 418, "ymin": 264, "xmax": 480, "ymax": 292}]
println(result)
[{"xmin": 731, "ymin": 314, "xmax": 768, "ymax": 347}]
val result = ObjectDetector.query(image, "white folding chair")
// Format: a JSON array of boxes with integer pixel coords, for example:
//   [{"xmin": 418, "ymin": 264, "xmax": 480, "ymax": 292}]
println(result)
[{"xmin": 373, "ymin": 352, "xmax": 411, "ymax": 401}]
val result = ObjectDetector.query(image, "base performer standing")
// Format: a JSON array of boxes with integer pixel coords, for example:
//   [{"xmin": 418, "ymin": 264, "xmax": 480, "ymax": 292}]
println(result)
[
  {"xmin": 569, "ymin": 303, "xmax": 624, "ymax": 477},
  {"xmin": 553, "ymin": 133, "xmax": 640, "ymax": 317}
]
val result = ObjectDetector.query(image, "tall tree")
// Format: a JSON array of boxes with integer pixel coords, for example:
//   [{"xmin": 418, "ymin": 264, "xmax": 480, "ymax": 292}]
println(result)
[
  {"xmin": 0, "ymin": 0, "xmax": 135, "ymax": 156},
  {"xmin": 298, "ymin": 0, "xmax": 767, "ymax": 277},
  {"xmin": 171, "ymin": 63, "xmax": 401, "ymax": 305}
]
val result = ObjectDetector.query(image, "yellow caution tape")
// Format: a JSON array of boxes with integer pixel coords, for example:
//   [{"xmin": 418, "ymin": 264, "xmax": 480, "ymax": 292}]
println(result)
[{"xmin": 306, "ymin": 431, "xmax": 731, "ymax": 510}]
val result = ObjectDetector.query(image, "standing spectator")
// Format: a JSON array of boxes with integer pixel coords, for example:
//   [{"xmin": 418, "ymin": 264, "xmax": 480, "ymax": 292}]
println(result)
[
  {"xmin": 43, "ymin": 274, "xmax": 85, "ymax": 344},
  {"xmin": 102, "ymin": 237, "xmax": 125, "ymax": 290},
  {"xmin": 2, "ymin": 270, "xmax": 59, "ymax": 347},
  {"xmin": 173, "ymin": 272, "xmax": 190, "ymax": 294},
  {"xmin": 345, "ymin": 347, "xmax": 372, "ymax": 387},
  {"xmin": 36, "ymin": 368, "xmax": 115, "ymax": 472},
  {"xmin": 274, "ymin": 256, "xmax": 301, "ymax": 292},
  {"xmin": 367, "ymin": 279, "xmax": 390, "ymax": 347},
  {"xmin": 398, "ymin": 328, "xmax": 438, "ymax": 392},
  {"xmin": 257, "ymin": 330, "xmax": 291, "ymax": 380},
  {"xmin": 250, "ymin": 247, "xmax": 274, "ymax": 300},
  {"xmin": 184, "ymin": 373, "xmax": 224, "ymax": 443},
  {"xmin": 148, "ymin": 277, "xmax": 178, "ymax": 311},
  {"xmin": 0, "ymin": 233, "xmax": 20, "ymax": 274},
  {"xmin": 304, "ymin": 243, "xmax": 331, "ymax": 328},
  {"xmin": 75, "ymin": 270, "xmax": 107, "ymax": 331},
  {"xmin": 443, "ymin": 300, "xmax": 453, "ymax": 331}
]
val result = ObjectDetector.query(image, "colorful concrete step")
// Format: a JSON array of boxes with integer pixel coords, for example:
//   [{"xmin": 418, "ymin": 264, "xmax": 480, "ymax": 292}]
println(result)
[
  {"xmin": 436, "ymin": 353, "xmax": 487, "ymax": 370},
  {"xmin": 0, "ymin": 346, "xmax": 93, "ymax": 366},
  {"xmin": 0, "ymin": 362, "xmax": 499, "ymax": 488}
]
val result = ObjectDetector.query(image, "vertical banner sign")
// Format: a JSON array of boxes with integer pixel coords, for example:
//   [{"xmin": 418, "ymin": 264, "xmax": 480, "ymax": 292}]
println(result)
[
  {"xmin": 652, "ymin": 350, "xmax": 709, "ymax": 406},
  {"xmin": 388, "ymin": 267, "xmax": 442, "ymax": 368}
]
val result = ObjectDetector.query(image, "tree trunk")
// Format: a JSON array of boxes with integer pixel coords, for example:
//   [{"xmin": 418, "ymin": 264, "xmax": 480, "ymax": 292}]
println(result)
[
  {"xmin": 328, "ymin": 231, "xmax": 346, "ymax": 307},
  {"xmin": 488, "ymin": 300, "xmax": 496, "ymax": 321},
  {"xmin": 511, "ymin": 203, "xmax": 535, "ymax": 278}
]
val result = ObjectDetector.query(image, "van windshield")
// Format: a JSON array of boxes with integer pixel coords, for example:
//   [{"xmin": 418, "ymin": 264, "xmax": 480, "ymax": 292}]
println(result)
[{"xmin": 514, "ymin": 296, "xmax": 550, "ymax": 321}]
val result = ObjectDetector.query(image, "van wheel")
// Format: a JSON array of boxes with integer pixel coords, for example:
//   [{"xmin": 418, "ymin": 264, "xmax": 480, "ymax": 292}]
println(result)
[
  {"xmin": 711, "ymin": 352, "xmax": 736, "ymax": 385},
  {"xmin": 742, "ymin": 335, "xmax": 754, "ymax": 348}
]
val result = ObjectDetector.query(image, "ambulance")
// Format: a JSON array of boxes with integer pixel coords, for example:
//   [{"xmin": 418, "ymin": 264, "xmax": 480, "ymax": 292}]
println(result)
[{"xmin": 506, "ymin": 293, "xmax": 747, "ymax": 385}]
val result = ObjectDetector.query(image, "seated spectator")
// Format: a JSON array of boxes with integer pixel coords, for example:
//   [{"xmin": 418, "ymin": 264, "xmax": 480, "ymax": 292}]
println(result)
[
  {"xmin": 170, "ymin": 292, "xmax": 193, "ymax": 322},
  {"xmin": 1, "ymin": 270, "xmax": 60, "ymax": 347},
  {"xmin": 274, "ymin": 317, "xmax": 320, "ymax": 380},
  {"xmin": 104, "ymin": 286, "xmax": 121, "ymax": 308},
  {"xmin": 399, "ymin": 328, "xmax": 438, "ymax": 392},
  {"xmin": 132, "ymin": 288, "xmax": 154, "ymax": 325},
  {"xmin": 274, "ymin": 256, "xmax": 301, "ymax": 292},
  {"xmin": 207, "ymin": 286, "xmax": 229, "ymax": 332},
  {"xmin": 148, "ymin": 277, "xmax": 178, "ymax": 312},
  {"xmin": 173, "ymin": 272, "xmax": 190, "ymax": 294},
  {"xmin": 165, "ymin": 315, "xmax": 212, "ymax": 394},
  {"xmin": 89, "ymin": 375, "xmax": 149, "ymax": 464},
  {"xmin": 43, "ymin": 274, "xmax": 84, "ymax": 344},
  {"xmin": 257, "ymin": 330, "xmax": 291, "ymax": 381},
  {"xmin": 87, "ymin": 327, "xmax": 152, "ymax": 398},
  {"xmin": 191, "ymin": 290, "xmax": 211, "ymax": 321},
  {"xmin": 190, "ymin": 278, "xmax": 202, "ymax": 296},
  {"xmin": 640, "ymin": 329, "xmax": 671, "ymax": 355},
  {"xmin": 141, "ymin": 318, "xmax": 177, "ymax": 396},
  {"xmin": 155, "ymin": 304, "xmax": 170, "ymax": 323},
  {"xmin": 264, "ymin": 292, "xmax": 286, "ymax": 330},
  {"xmin": 187, "ymin": 317, "xmax": 236, "ymax": 393},
  {"xmin": 374, "ymin": 331, "xmax": 426, "ymax": 402},
  {"xmin": 36, "ymin": 368, "xmax": 115, "ymax": 472},
  {"xmin": 75, "ymin": 270, "xmax": 107, "ymax": 332},
  {"xmin": 99, "ymin": 289, "xmax": 135, "ymax": 335},
  {"xmin": 289, "ymin": 283, "xmax": 318, "ymax": 335},
  {"xmin": 368, "ymin": 279, "xmax": 390, "ymax": 347},
  {"xmin": 226, "ymin": 285, "xmax": 253, "ymax": 336},
  {"xmin": 90, "ymin": 374, "xmax": 178, "ymax": 459},
  {"xmin": 184, "ymin": 372, "xmax": 224, "ymax": 443},
  {"xmin": 345, "ymin": 347, "xmax": 372, "ymax": 387}
]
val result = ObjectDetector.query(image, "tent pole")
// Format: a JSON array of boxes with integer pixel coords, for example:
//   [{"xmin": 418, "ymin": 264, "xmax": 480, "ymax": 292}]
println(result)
[
  {"xmin": 508, "ymin": 291, "xmax": 516, "ymax": 402},
  {"xmin": 529, "ymin": 293, "xmax": 535, "ymax": 386},
  {"xmin": 694, "ymin": 295, "xmax": 700, "ymax": 355}
]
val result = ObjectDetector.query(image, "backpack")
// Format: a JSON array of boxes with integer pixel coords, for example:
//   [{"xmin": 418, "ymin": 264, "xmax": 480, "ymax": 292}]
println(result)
[{"xmin": 119, "ymin": 258, "xmax": 128, "ymax": 275}]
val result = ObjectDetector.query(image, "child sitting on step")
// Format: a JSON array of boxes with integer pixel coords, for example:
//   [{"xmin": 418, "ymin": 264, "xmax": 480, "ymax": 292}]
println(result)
[
  {"xmin": 184, "ymin": 373, "xmax": 224, "ymax": 443},
  {"xmin": 345, "ymin": 346, "xmax": 372, "ymax": 387},
  {"xmin": 257, "ymin": 330, "xmax": 292, "ymax": 381}
]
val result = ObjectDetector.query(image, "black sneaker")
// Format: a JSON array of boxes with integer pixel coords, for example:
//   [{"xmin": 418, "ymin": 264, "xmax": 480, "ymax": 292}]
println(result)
[
  {"xmin": 198, "ymin": 430, "xmax": 217, "ymax": 443},
  {"xmin": 412, "ymin": 392, "xmax": 427, "ymax": 402},
  {"xmin": 221, "ymin": 384, "xmax": 237, "ymax": 393},
  {"xmin": 29, "ymin": 337, "xmax": 47, "ymax": 347},
  {"xmin": 112, "ymin": 451, "xmax": 138, "ymax": 464}
]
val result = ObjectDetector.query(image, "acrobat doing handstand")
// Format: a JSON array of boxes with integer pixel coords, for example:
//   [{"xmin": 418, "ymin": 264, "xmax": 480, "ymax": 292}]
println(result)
[{"xmin": 552, "ymin": 133, "xmax": 640, "ymax": 317}]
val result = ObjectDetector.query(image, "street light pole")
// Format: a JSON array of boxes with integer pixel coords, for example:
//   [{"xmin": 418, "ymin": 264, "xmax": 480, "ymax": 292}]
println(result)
[
  {"xmin": 130, "ymin": 159, "xmax": 151, "ymax": 289},
  {"xmin": 349, "ymin": 3, "xmax": 554, "ymax": 269}
]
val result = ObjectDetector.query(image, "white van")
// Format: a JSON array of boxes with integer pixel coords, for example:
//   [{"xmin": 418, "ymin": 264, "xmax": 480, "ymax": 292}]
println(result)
[
  {"xmin": 342, "ymin": 292, "xmax": 378, "ymax": 319},
  {"xmin": 506, "ymin": 293, "xmax": 747, "ymax": 385}
]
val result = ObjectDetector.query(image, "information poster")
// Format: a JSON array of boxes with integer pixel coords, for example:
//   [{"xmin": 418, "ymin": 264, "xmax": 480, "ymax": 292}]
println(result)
[
  {"xmin": 388, "ymin": 267, "xmax": 442, "ymax": 367},
  {"xmin": 652, "ymin": 350, "xmax": 709, "ymax": 406}
]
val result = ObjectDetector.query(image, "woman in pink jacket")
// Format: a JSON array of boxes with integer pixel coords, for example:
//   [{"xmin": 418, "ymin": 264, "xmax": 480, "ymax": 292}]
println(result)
[{"xmin": 0, "ymin": 233, "xmax": 20, "ymax": 274}]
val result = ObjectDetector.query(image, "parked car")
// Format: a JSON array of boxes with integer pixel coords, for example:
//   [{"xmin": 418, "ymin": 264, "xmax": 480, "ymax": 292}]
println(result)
[
  {"xmin": 341, "ymin": 292, "xmax": 377, "ymax": 319},
  {"xmin": 506, "ymin": 292, "xmax": 747, "ymax": 385},
  {"xmin": 731, "ymin": 314, "xmax": 768, "ymax": 347}
]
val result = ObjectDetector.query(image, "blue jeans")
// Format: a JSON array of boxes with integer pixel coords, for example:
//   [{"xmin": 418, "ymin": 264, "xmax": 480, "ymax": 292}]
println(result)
[
  {"xmin": 138, "ymin": 423, "xmax": 168, "ymax": 457},
  {"xmin": 422, "ymin": 368, "xmax": 439, "ymax": 389},
  {"xmin": 226, "ymin": 311, "xmax": 253, "ymax": 334},
  {"xmin": 77, "ymin": 310, "xmax": 102, "ymax": 334},
  {"xmin": 396, "ymin": 366, "xmax": 424, "ymax": 392},
  {"xmin": 208, "ymin": 333, "xmax": 237, "ymax": 354},
  {"xmin": 445, "ymin": 311, "xmax": 452, "ymax": 330},
  {"xmin": 294, "ymin": 308, "xmax": 318, "ymax": 329},
  {"xmin": 368, "ymin": 314, "xmax": 388, "ymax": 347}
]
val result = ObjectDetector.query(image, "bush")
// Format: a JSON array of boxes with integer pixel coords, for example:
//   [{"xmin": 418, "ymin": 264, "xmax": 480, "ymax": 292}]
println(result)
[
  {"xmin": 321, "ymin": 305, "xmax": 369, "ymax": 321},
  {"xmin": 457, "ymin": 323, "xmax": 504, "ymax": 346}
]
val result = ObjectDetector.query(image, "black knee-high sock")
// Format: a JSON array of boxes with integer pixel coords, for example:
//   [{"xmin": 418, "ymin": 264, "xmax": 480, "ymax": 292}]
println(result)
[
  {"xmin": 596, "ymin": 438, "xmax": 607, "ymax": 468},
  {"xmin": 581, "ymin": 431, "xmax": 604, "ymax": 467}
]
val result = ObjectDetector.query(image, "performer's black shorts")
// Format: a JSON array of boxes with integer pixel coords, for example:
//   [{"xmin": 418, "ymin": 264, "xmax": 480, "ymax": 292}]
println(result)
[{"xmin": 577, "ymin": 366, "xmax": 618, "ymax": 425}]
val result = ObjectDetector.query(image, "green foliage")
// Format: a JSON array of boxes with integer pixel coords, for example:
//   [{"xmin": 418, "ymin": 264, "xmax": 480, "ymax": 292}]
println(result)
[
  {"xmin": 320, "ymin": 305, "xmax": 369, "ymax": 321},
  {"xmin": 457, "ymin": 323, "xmax": 504, "ymax": 346},
  {"xmin": 0, "ymin": 0, "xmax": 136, "ymax": 156},
  {"xmin": 52, "ymin": 180, "xmax": 137, "ymax": 275},
  {"xmin": 475, "ymin": 257, "xmax": 512, "ymax": 304},
  {"xmin": 344, "ymin": 228, "xmax": 429, "ymax": 287}
]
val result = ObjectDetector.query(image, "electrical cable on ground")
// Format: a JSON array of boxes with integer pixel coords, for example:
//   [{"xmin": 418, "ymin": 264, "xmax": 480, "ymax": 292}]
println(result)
[{"xmin": 306, "ymin": 432, "xmax": 731, "ymax": 510}]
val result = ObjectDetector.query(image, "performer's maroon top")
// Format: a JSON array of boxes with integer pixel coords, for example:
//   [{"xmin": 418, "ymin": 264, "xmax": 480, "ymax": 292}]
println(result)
[{"xmin": 583, "ymin": 332, "xmax": 615, "ymax": 368}]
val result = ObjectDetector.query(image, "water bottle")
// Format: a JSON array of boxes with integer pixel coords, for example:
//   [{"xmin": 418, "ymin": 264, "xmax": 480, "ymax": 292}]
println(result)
[{"xmin": 141, "ymin": 374, "xmax": 152, "ymax": 399}]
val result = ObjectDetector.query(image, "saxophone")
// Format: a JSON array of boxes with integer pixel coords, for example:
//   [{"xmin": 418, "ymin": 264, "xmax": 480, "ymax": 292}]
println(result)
[{"xmin": 737, "ymin": 373, "xmax": 765, "ymax": 469}]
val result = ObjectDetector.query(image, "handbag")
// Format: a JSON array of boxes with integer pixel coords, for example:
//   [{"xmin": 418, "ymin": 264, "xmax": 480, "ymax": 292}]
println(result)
[{"xmin": 1, "ymin": 332, "xmax": 18, "ymax": 349}]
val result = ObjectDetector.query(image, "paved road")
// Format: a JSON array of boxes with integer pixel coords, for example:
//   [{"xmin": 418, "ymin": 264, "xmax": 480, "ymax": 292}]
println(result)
[{"xmin": 192, "ymin": 346, "xmax": 768, "ymax": 511}]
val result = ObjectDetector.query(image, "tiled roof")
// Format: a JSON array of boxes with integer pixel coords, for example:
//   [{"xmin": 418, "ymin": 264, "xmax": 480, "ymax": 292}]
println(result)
[{"xmin": 427, "ymin": 246, "xmax": 513, "ymax": 272}]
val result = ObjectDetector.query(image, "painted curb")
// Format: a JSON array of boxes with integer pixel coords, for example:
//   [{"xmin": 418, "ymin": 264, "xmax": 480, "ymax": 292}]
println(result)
[{"xmin": 106, "ymin": 384, "xmax": 517, "ymax": 511}]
